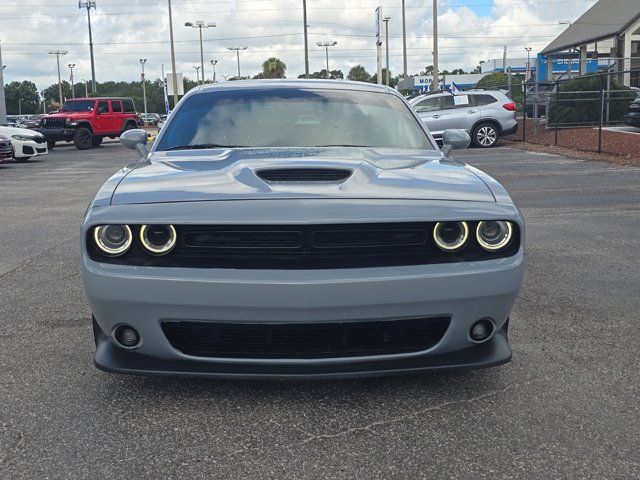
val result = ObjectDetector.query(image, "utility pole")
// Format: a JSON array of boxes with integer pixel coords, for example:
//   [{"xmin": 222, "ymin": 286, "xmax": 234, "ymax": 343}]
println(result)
[
  {"xmin": 68, "ymin": 63, "xmax": 76, "ymax": 98},
  {"xmin": 525, "ymin": 47, "xmax": 532, "ymax": 82},
  {"xmin": 302, "ymin": 0, "xmax": 309, "ymax": 78},
  {"xmin": 503, "ymin": 45, "xmax": 507, "ymax": 73},
  {"xmin": 211, "ymin": 59, "xmax": 217, "ymax": 83},
  {"xmin": 228, "ymin": 47, "xmax": 247, "ymax": 78},
  {"xmin": 316, "ymin": 41, "xmax": 337, "ymax": 79},
  {"xmin": 375, "ymin": 7, "xmax": 383, "ymax": 84},
  {"xmin": 402, "ymin": 0, "xmax": 407, "ymax": 79},
  {"xmin": 0, "ymin": 41, "xmax": 6, "ymax": 125},
  {"xmin": 383, "ymin": 16, "xmax": 390, "ymax": 86},
  {"xmin": 81, "ymin": 79, "xmax": 89, "ymax": 98},
  {"xmin": 185, "ymin": 20, "xmax": 216, "ymax": 85},
  {"xmin": 432, "ymin": 0, "xmax": 438, "ymax": 91},
  {"xmin": 49, "ymin": 50, "xmax": 68, "ymax": 107},
  {"xmin": 78, "ymin": 1, "xmax": 97, "ymax": 93},
  {"xmin": 140, "ymin": 58, "xmax": 147, "ymax": 116},
  {"xmin": 168, "ymin": 0, "xmax": 179, "ymax": 107}
]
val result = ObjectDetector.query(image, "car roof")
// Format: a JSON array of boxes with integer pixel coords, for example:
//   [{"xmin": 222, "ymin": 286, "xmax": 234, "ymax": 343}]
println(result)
[
  {"xmin": 194, "ymin": 79, "xmax": 395, "ymax": 95},
  {"xmin": 66, "ymin": 97, "xmax": 132, "ymax": 101}
]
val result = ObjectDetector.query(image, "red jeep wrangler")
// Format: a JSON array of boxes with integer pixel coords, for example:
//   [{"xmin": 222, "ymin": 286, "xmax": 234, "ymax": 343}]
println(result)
[{"xmin": 39, "ymin": 97, "xmax": 140, "ymax": 150}]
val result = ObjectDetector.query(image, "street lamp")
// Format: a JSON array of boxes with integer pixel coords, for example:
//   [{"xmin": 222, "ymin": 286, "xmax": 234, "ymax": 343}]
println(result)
[
  {"xmin": 193, "ymin": 65, "xmax": 201, "ymax": 83},
  {"xmin": 81, "ymin": 79, "xmax": 89, "ymax": 98},
  {"xmin": 316, "ymin": 41, "xmax": 337, "ymax": 79},
  {"xmin": 227, "ymin": 47, "xmax": 247, "ymax": 78},
  {"xmin": 68, "ymin": 63, "xmax": 76, "ymax": 98},
  {"xmin": 78, "ymin": 1, "xmax": 97, "ymax": 93},
  {"xmin": 49, "ymin": 50, "xmax": 68, "ymax": 107},
  {"xmin": 210, "ymin": 59, "xmax": 217, "ymax": 83},
  {"xmin": 383, "ymin": 16, "xmax": 390, "ymax": 86},
  {"xmin": 139, "ymin": 58, "xmax": 147, "ymax": 116},
  {"xmin": 185, "ymin": 20, "xmax": 216, "ymax": 85}
]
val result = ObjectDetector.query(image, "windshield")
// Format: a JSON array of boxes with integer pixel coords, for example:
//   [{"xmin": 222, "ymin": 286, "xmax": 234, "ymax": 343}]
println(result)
[
  {"xmin": 156, "ymin": 88, "xmax": 432, "ymax": 151},
  {"xmin": 61, "ymin": 100, "xmax": 95, "ymax": 112}
]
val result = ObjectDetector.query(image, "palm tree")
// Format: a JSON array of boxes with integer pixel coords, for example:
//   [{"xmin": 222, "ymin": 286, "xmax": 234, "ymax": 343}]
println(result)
[{"xmin": 261, "ymin": 58, "xmax": 287, "ymax": 79}]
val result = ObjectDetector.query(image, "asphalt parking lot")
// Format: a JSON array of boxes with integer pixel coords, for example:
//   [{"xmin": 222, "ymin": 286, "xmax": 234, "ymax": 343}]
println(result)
[{"xmin": 1, "ymin": 144, "xmax": 639, "ymax": 479}]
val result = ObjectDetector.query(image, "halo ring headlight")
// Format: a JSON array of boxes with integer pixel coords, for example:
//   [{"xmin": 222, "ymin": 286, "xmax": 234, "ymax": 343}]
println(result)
[
  {"xmin": 433, "ymin": 221, "xmax": 470, "ymax": 252},
  {"xmin": 140, "ymin": 224, "xmax": 177, "ymax": 255},
  {"xmin": 93, "ymin": 225, "xmax": 132, "ymax": 256},
  {"xmin": 476, "ymin": 221, "xmax": 513, "ymax": 251}
]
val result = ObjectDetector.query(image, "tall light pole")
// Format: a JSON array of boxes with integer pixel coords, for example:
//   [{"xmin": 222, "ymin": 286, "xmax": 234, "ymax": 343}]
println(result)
[
  {"xmin": 316, "ymin": 41, "xmax": 337, "ymax": 79},
  {"xmin": 432, "ymin": 0, "xmax": 438, "ymax": 91},
  {"xmin": 49, "ymin": 50, "xmax": 68, "ymax": 107},
  {"xmin": 139, "ymin": 58, "xmax": 147, "ymax": 116},
  {"xmin": 168, "ymin": 0, "xmax": 179, "ymax": 107},
  {"xmin": 185, "ymin": 20, "xmax": 216, "ymax": 85},
  {"xmin": 81, "ymin": 79, "xmax": 89, "ymax": 98},
  {"xmin": 193, "ymin": 65, "xmax": 201, "ymax": 83},
  {"xmin": 228, "ymin": 47, "xmax": 247, "ymax": 78},
  {"xmin": 402, "ymin": 0, "xmax": 407, "ymax": 80},
  {"xmin": 383, "ymin": 17, "xmax": 390, "ymax": 86},
  {"xmin": 210, "ymin": 59, "xmax": 217, "ymax": 83},
  {"xmin": 0, "ymin": 41, "xmax": 7, "ymax": 125},
  {"xmin": 68, "ymin": 63, "xmax": 76, "ymax": 98},
  {"xmin": 525, "ymin": 47, "xmax": 532, "ymax": 82},
  {"xmin": 78, "ymin": 1, "xmax": 97, "ymax": 93},
  {"xmin": 302, "ymin": 0, "xmax": 309, "ymax": 78}
]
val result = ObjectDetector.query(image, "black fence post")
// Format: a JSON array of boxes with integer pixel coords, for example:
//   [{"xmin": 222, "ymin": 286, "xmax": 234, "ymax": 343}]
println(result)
[
  {"xmin": 522, "ymin": 80, "xmax": 527, "ymax": 143},
  {"xmin": 598, "ymin": 73, "xmax": 604, "ymax": 154},
  {"xmin": 554, "ymin": 80, "xmax": 560, "ymax": 146}
]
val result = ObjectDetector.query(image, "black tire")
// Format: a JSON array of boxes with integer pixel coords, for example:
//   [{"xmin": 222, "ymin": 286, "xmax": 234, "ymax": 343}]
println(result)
[
  {"xmin": 47, "ymin": 141, "xmax": 56, "ymax": 150},
  {"xmin": 73, "ymin": 128, "xmax": 93, "ymax": 150},
  {"xmin": 91, "ymin": 136, "xmax": 103, "ymax": 147},
  {"xmin": 472, "ymin": 122, "xmax": 499, "ymax": 148},
  {"xmin": 122, "ymin": 122, "xmax": 136, "ymax": 134}
]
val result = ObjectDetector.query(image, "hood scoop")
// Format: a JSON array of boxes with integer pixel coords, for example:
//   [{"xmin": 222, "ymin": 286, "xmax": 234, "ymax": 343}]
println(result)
[{"xmin": 256, "ymin": 168, "xmax": 352, "ymax": 183}]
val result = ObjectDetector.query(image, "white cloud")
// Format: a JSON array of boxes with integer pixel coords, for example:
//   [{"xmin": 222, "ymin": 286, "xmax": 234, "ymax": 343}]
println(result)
[{"xmin": 0, "ymin": 0, "xmax": 597, "ymax": 91}]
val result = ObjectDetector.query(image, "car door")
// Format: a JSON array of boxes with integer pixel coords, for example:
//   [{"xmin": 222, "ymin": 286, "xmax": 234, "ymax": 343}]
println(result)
[
  {"xmin": 94, "ymin": 100, "xmax": 111, "ymax": 134},
  {"xmin": 412, "ymin": 96, "xmax": 444, "ymax": 137},
  {"xmin": 438, "ymin": 94, "xmax": 481, "ymax": 134},
  {"xmin": 110, "ymin": 100, "xmax": 123, "ymax": 132}
]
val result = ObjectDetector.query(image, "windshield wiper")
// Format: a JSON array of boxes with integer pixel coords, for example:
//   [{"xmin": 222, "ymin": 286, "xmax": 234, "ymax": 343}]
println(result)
[{"xmin": 165, "ymin": 143, "xmax": 244, "ymax": 151}]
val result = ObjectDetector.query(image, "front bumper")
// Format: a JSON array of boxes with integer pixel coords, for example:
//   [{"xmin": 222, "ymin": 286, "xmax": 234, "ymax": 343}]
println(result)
[
  {"xmin": 83, "ymin": 199, "xmax": 525, "ymax": 378},
  {"xmin": 39, "ymin": 128, "xmax": 76, "ymax": 142},
  {"xmin": 11, "ymin": 138, "xmax": 48, "ymax": 158}
]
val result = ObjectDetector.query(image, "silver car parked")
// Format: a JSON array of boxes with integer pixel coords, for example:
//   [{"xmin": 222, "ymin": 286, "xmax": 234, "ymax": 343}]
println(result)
[{"xmin": 410, "ymin": 90, "xmax": 518, "ymax": 148}]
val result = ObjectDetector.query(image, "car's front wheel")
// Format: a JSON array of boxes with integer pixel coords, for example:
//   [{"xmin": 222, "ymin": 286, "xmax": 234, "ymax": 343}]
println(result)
[
  {"xmin": 47, "ymin": 141, "xmax": 56, "ymax": 150},
  {"xmin": 73, "ymin": 128, "xmax": 93, "ymax": 150},
  {"xmin": 472, "ymin": 122, "xmax": 499, "ymax": 148}
]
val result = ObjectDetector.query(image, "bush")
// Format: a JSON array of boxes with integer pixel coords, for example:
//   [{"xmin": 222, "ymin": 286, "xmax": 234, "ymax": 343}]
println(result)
[{"xmin": 547, "ymin": 76, "xmax": 635, "ymax": 125}]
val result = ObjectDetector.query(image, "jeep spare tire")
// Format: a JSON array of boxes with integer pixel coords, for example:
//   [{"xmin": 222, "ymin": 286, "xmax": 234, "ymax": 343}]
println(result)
[{"xmin": 73, "ymin": 128, "xmax": 93, "ymax": 150}]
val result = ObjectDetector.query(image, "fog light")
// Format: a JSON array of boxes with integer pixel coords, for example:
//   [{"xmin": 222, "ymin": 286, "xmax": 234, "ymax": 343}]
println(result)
[
  {"xmin": 470, "ymin": 319, "xmax": 494, "ymax": 342},
  {"xmin": 114, "ymin": 325, "xmax": 140, "ymax": 348}
]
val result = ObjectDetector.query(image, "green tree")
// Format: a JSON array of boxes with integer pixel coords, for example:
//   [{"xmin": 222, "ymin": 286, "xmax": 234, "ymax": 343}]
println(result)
[
  {"xmin": 4, "ymin": 81, "xmax": 40, "ymax": 114},
  {"xmin": 297, "ymin": 69, "xmax": 344, "ymax": 79},
  {"xmin": 43, "ymin": 81, "xmax": 72, "ymax": 110},
  {"xmin": 470, "ymin": 61, "xmax": 485, "ymax": 74},
  {"xmin": 261, "ymin": 57, "xmax": 287, "ymax": 78},
  {"xmin": 476, "ymin": 72, "xmax": 525, "ymax": 107},
  {"xmin": 347, "ymin": 65, "xmax": 373, "ymax": 82}
]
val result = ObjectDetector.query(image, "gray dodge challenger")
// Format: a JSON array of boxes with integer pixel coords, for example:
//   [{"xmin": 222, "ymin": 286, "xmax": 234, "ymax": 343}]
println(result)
[{"xmin": 82, "ymin": 80, "xmax": 525, "ymax": 378}]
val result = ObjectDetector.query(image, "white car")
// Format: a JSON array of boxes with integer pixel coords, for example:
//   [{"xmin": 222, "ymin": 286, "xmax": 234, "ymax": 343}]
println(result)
[{"xmin": 0, "ymin": 126, "xmax": 48, "ymax": 162}]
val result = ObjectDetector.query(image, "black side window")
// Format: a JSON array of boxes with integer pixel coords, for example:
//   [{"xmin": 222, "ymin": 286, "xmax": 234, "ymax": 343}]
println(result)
[
  {"xmin": 122, "ymin": 99, "xmax": 136, "ymax": 113},
  {"xmin": 111, "ymin": 100, "xmax": 122, "ymax": 112},
  {"xmin": 473, "ymin": 94, "xmax": 498, "ymax": 106},
  {"xmin": 97, "ymin": 101, "xmax": 108, "ymax": 113}
]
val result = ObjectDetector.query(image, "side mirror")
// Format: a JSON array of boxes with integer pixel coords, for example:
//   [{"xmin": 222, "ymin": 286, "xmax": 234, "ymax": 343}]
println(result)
[
  {"xmin": 120, "ymin": 129, "xmax": 149, "ymax": 158},
  {"xmin": 442, "ymin": 129, "xmax": 471, "ymax": 150}
]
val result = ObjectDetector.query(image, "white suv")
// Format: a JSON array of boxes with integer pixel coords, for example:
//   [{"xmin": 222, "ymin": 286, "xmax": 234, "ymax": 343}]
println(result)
[{"xmin": 410, "ymin": 90, "xmax": 518, "ymax": 148}]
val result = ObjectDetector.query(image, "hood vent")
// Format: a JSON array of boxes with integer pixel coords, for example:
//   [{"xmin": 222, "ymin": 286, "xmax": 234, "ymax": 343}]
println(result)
[{"xmin": 256, "ymin": 168, "xmax": 352, "ymax": 183}]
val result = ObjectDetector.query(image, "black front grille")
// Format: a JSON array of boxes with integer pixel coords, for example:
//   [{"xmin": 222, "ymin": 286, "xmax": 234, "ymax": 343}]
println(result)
[
  {"xmin": 87, "ymin": 222, "xmax": 521, "ymax": 269},
  {"xmin": 257, "ymin": 168, "xmax": 352, "ymax": 183},
  {"xmin": 42, "ymin": 117, "xmax": 67, "ymax": 128},
  {"xmin": 162, "ymin": 317, "xmax": 450, "ymax": 359}
]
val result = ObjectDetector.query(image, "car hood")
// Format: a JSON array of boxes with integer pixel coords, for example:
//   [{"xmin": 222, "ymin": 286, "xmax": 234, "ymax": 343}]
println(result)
[
  {"xmin": 110, "ymin": 147, "xmax": 495, "ymax": 205},
  {"xmin": 0, "ymin": 125, "xmax": 44, "ymax": 137}
]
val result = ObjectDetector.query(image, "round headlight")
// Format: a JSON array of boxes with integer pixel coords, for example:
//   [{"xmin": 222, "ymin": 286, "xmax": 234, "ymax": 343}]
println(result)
[
  {"xmin": 140, "ymin": 224, "xmax": 177, "ymax": 255},
  {"xmin": 93, "ymin": 225, "xmax": 132, "ymax": 256},
  {"xmin": 476, "ymin": 221, "xmax": 513, "ymax": 251},
  {"xmin": 433, "ymin": 221, "xmax": 469, "ymax": 252}
]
